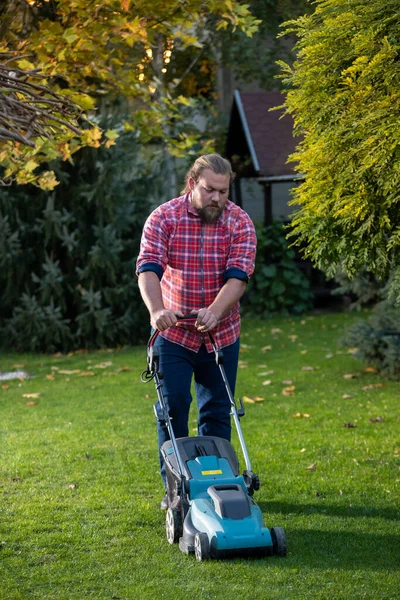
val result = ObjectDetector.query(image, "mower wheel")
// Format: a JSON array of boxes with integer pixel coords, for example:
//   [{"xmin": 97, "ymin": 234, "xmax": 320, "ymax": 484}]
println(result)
[
  {"xmin": 271, "ymin": 527, "xmax": 287, "ymax": 557},
  {"xmin": 166, "ymin": 508, "xmax": 182, "ymax": 544},
  {"xmin": 194, "ymin": 532, "xmax": 210, "ymax": 561}
]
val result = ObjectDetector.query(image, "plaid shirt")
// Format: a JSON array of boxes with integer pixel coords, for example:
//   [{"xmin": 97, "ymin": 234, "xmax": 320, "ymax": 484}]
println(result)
[{"xmin": 136, "ymin": 194, "xmax": 256, "ymax": 352}]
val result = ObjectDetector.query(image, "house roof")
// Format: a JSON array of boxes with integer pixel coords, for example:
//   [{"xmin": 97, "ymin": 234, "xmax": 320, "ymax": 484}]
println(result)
[{"xmin": 226, "ymin": 90, "xmax": 298, "ymax": 178}]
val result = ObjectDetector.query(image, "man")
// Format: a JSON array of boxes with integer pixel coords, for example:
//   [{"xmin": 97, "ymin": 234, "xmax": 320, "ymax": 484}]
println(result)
[{"xmin": 136, "ymin": 153, "xmax": 257, "ymax": 509}]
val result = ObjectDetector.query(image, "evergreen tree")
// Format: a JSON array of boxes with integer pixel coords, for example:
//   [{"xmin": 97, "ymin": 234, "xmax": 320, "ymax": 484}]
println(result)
[
  {"xmin": 278, "ymin": 0, "xmax": 400, "ymax": 300},
  {"xmin": 0, "ymin": 131, "xmax": 166, "ymax": 352}
]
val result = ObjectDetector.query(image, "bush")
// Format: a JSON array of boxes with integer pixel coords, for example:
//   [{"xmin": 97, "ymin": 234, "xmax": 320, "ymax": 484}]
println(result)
[
  {"xmin": 341, "ymin": 296, "xmax": 400, "ymax": 378},
  {"xmin": 331, "ymin": 266, "xmax": 385, "ymax": 310},
  {"xmin": 0, "ymin": 133, "xmax": 167, "ymax": 352},
  {"xmin": 243, "ymin": 222, "xmax": 314, "ymax": 317}
]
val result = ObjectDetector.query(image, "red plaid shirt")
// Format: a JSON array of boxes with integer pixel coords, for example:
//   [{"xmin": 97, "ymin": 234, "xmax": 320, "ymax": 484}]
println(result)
[{"xmin": 136, "ymin": 194, "xmax": 256, "ymax": 352}]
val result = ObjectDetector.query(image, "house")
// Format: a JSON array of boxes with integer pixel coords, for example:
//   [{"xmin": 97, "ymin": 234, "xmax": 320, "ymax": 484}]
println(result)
[
  {"xmin": 226, "ymin": 90, "xmax": 333, "ymax": 299},
  {"xmin": 225, "ymin": 90, "xmax": 302, "ymax": 225}
]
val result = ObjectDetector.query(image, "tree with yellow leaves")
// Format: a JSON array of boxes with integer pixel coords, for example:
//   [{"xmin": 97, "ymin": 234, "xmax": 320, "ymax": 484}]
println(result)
[{"xmin": 1, "ymin": 0, "xmax": 260, "ymax": 189}]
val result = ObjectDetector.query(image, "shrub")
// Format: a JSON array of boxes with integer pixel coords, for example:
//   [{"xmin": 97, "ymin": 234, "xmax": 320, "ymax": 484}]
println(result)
[
  {"xmin": 341, "ymin": 296, "xmax": 400, "ymax": 378},
  {"xmin": 0, "ymin": 133, "xmax": 166, "ymax": 352},
  {"xmin": 243, "ymin": 222, "xmax": 314, "ymax": 317}
]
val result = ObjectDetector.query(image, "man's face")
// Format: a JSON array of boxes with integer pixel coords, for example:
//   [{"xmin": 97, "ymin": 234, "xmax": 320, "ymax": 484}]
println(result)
[{"xmin": 189, "ymin": 168, "xmax": 230, "ymax": 224}]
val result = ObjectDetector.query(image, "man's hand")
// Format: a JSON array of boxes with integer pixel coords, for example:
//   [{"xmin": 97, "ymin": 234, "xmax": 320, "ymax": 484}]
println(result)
[
  {"xmin": 151, "ymin": 309, "xmax": 184, "ymax": 331},
  {"xmin": 194, "ymin": 308, "xmax": 219, "ymax": 333}
]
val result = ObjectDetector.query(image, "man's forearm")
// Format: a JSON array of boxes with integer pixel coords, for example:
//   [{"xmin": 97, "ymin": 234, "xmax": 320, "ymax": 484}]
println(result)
[
  {"xmin": 138, "ymin": 271, "xmax": 165, "ymax": 315},
  {"xmin": 208, "ymin": 278, "xmax": 247, "ymax": 321},
  {"xmin": 138, "ymin": 271, "xmax": 183, "ymax": 331}
]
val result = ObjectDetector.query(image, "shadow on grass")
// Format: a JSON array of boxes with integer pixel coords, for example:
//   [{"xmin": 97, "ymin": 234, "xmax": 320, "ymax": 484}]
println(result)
[
  {"xmin": 259, "ymin": 501, "xmax": 400, "ymax": 571},
  {"xmin": 259, "ymin": 500, "xmax": 400, "ymax": 522}
]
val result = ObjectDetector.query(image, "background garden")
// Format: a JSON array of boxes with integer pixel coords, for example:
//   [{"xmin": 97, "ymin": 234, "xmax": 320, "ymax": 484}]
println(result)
[{"xmin": 1, "ymin": 1, "xmax": 400, "ymax": 598}]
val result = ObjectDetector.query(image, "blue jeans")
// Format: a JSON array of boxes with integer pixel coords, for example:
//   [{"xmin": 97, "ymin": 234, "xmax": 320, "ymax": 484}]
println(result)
[{"xmin": 153, "ymin": 335, "xmax": 240, "ymax": 486}]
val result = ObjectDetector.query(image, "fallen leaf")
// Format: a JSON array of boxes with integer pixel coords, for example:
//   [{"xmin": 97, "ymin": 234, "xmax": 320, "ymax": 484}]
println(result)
[
  {"xmin": 78, "ymin": 371, "xmax": 95, "ymax": 377},
  {"xmin": 282, "ymin": 389, "xmax": 294, "ymax": 396},
  {"xmin": 343, "ymin": 373, "xmax": 357, "ymax": 379},
  {"xmin": 306, "ymin": 463, "xmax": 316, "ymax": 470},
  {"xmin": 364, "ymin": 366, "xmax": 378, "ymax": 373},
  {"xmin": 257, "ymin": 370, "xmax": 274, "ymax": 376},
  {"xmin": 261, "ymin": 345, "xmax": 272, "ymax": 352},
  {"xmin": 325, "ymin": 354, "xmax": 334, "ymax": 359},
  {"xmin": 343, "ymin": 422, "xmax": 357, "ymax": 428},
  {"xmin": 302, "ymin": 366, "xmax": 314, "ymax": 371},
  {"xmin": 288, "ymin": 335, "xmax": 298, "ymax": 342},
  {"xmin": 300, "ymin": 350, "xmax": 308, "ymax": 355},
  {"xmin": 91, "ymin": 361, "xmax": 113, "ymax": 369},
  {"xmin": 12, "ymin": 364, "xmax": 25, "ymax": 368},
  {"xmin": 58, "ymin": 369, "xmax": 81, "ymax": 375},
  {"xmin": 271, "ymin": 328, "xmax": 283, "ymax": 335},
  {"xmin": 370, "ymin": 416, "xmax": 384, "ymax": 423},
  {"xmin": 300, "ymin": 448, "xmax": 306, "ymax": 453},
  {"xmin": 342, "ymin": 394, "xmax": 353, "ymax": 399},
  {"xmin": 262, "ymin": 380, "xmax": 272, "ymax": 386},
  {"xmin": 292, "ymin": 413, "xmax": 310, "ymax": 418},
  {"xmin": 116, "ymin": 366, "xmax": 133, "ymax": 373},
  {"xmin": 362, "ymin": 383, "xmax": 384, "ymax": 391},
  {"xmin": 26, "ymin": 401, "xmax": 37, "ymax": 406},
  {"xmin": 67, "ymin": 483, "xmax": 77, "ymax": 489},
  {"xmin": 22, "ymin": 393, "xmax": 40, "ymax": 398},
  {"xmin": 2, "ymin": 385, "xmax": 10, "ymax": 390},
  {"xmin": 242, "ymin": 396, "xmax": 256, "ymax": 404},
  {"xmin": 282, "ymin": 380, "xmax": 293, "ymax": 385},
  {"xmin": 45, "ymin": 374, "xmax": 55, "ymax": 381},
  {"xmin": 284, "ymin": 385, "xmax": 296, "ymax": 392},
  {"xmin": 347, "ymin": 348, "xmax": 358, "ymax": 354}
]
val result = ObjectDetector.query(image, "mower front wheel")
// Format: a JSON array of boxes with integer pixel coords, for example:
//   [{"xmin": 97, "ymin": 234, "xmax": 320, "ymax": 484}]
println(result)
[
  {"xmin": 194, "ymin": 532, "xmax": 210, "ymax": 561},
  {"xmin": 166, "ymin": 508, "xmax": 182, "ymax": 544},
  {"xmin": 271, "ymin": 527, "xmax": 287, "ymax": 557}
]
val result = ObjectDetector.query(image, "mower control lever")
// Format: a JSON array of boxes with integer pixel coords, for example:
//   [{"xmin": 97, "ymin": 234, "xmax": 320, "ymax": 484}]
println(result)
[{"xmin": 243, "ymin": 470, "xmax": 260, "ymax": 496}]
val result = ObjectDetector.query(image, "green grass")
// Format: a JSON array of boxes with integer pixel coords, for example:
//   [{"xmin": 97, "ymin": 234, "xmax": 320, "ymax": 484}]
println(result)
[{"xmin": 0, "ymin": 311, "xmax": 399, "ymax": 600}]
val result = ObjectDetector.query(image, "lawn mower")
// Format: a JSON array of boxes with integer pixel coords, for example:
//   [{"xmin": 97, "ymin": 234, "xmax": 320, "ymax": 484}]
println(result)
[{"xmin": 141, "ymin": 316, "xmax": 287, "ymax": 561}]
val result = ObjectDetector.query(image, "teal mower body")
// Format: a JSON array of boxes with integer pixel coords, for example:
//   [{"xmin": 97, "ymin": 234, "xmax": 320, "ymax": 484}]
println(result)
[{"xmin": 142, "ymin": 319, "xmax": 287, "ymax": 561}]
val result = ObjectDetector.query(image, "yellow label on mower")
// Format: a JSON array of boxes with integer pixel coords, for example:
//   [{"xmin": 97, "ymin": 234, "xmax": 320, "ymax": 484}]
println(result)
[{"xmin": 201, "ymin": 470, "xmax": 223, "ymax": 476}]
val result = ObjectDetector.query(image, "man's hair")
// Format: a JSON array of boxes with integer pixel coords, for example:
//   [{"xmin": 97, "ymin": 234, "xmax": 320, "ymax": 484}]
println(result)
[{"xmin": 181, "ymin": 153, "xmax": 235, "ymax": 194}]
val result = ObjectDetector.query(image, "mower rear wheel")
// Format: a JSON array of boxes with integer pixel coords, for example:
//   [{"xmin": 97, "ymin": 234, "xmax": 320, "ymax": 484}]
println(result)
[
  {"xmin": 271, "ymin": 527, "xmax": 287, "ymax": 557},
  {"xmin": 166, "ymin": 508, "xmax": 182, "ymax": 544},
  {"xmin": 194, "ymin": 532, "xmax": 210, "ymax": 561}
]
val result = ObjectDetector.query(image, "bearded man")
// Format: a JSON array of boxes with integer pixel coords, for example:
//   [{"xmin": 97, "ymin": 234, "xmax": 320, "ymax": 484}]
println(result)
[{"xmin": 136, "ymin": 153, "xmax": 257, "ymax": 509}]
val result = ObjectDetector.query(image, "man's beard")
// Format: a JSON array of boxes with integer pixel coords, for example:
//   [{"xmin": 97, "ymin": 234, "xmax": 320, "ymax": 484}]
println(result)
[{"xmin": 197, "ymin": 204, "xmax": 223, "ymax": 224}]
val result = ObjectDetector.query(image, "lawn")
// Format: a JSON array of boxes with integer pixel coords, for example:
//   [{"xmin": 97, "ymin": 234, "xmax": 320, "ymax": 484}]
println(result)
[{"xmin": 0, "ymin": 311, "xmax": 399, "ymax": 600}]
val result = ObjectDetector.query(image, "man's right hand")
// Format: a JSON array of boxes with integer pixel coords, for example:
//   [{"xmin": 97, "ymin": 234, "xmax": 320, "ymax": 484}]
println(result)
[{"xmin": 150, "ymin": 309, "xmax": 184, "ymax": 331}]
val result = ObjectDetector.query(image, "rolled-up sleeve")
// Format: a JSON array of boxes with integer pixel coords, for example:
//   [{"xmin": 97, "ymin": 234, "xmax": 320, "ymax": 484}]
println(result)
[
  {"xmin": 136, "ymin": 209, "xmax": 168, "ymax": 280},
  {"xmin": 224, "ymin": 212, "xmax": 257, "ymax": 283}
]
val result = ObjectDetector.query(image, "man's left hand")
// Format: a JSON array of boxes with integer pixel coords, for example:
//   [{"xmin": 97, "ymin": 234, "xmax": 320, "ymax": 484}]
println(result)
[{"xmin": 194, "ymin": 308, "xmax": 219, "ymax": 332}]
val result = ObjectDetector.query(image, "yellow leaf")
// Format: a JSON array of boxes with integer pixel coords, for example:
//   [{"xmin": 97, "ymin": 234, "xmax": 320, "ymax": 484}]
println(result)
[
  {"xmin": 22, "ymin": 393, "xmax": 41, "ymax": 398},
  {"xmin": 242, "ymin": 396, "xmax": 256, "ymax": 404},
  {"xmin": 38, "ymin": 171, "xmax": 59, "ymax": 191}
]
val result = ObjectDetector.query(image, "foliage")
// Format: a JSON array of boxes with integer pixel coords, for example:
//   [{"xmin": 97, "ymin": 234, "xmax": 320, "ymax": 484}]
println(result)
[
  {"xmin": 278, "ymin": 0, "xmax": 400, "ymax": 301},
  {"xmin": 220, "ymin": 0, "xmax": 312, "ymax": 90},
  {"xmin": 0, "ymin": 129, "xmax": 166, "ymax": 352},
  {"xmin": 0, "ymin": 0, "xmax": 260, "ymax": 188},
  {"xmin": 341, "ymin": 301, "xmax": 400, "ymax": 378},
  {"xmin": 243, "ymin": 221, "xmax": 313, "ymax": 316},
  {"xmin": 331, "ymin": 266, "xmax": 385, "ymax": 311}
]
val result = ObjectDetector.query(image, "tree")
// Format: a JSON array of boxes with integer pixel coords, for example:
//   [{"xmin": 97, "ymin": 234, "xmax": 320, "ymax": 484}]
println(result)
[
  {"xmin": 0, "ymin": 0, "xmax": 260, "ymax": 188},
  {"xmin": 278, "ymin": 0, "xmax": 400, "ymax": 301}
]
